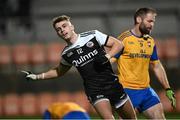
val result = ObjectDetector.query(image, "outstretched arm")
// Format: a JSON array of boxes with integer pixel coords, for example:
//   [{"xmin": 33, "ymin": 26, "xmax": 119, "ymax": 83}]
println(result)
[
  {"xmin": 22, "ymin": 62, "xmax": 71, "ymax": 80},
  {"xmin": 37, "ymin": 63, "xmax": 71, "ymax": 80}
]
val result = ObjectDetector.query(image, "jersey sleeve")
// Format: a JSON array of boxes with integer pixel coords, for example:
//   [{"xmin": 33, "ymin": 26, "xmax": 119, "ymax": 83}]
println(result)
[
  {"xmin": 94, "ymin": 30, "xmax": 109, "ymax": 46},
  {"xmin": 114, "ymin": 50, "xmax": 123, "ymax": 59},
  {"xmin": 150, "ymin": 45, "xmax": 159, "ymax": 61},
  {"xmin": 60, "ymin": 57, "xmax": 72, "ymax": 66},
  {"xmin": 43, "ymin": 110, "xmax": 51, "ymax": 119}
]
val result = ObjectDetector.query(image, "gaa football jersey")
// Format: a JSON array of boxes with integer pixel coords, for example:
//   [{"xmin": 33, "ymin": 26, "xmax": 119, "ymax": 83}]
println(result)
[
  {"xmin": 47, "ymin": 102, "xmax": 87, "ymax": 119},
  {"xmin": 114, "ymin": 30, "xmax": 159, "ymax": 89},
  {"xmin": 61, "ymin": 30, "xmax": 119, "ymax": 95}
]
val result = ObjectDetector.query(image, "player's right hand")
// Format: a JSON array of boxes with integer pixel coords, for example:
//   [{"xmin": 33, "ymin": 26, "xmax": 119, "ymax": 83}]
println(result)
[
  {"xmin": 166, "ymin": 88, "xmax": 176, "ymax": 109},
  {"xmin": 21, "ymin": 70, "xmax": 38, "ymax": 81}
]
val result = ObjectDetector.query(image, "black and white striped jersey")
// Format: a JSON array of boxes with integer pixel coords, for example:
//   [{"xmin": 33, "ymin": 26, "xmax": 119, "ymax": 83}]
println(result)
[{"xmin": 61, "ymin": 30, "xmax": 118, "ymax": 95}]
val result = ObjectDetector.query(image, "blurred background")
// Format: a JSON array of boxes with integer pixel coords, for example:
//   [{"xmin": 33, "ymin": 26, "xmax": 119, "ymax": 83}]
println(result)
[{"xmin": 0, "ymin": 0, "xmax": 180, "ymax": 118}]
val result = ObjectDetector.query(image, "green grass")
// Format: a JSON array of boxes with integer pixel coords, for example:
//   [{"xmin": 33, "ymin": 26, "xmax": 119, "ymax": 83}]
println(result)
[
  {"xmin": 1, "ymin": 112, "xmax": 180, "ymax": 119},
  {"xmin": 138, "ymin": 112, "xmax": 180, "ymax": 119},
  {"xmin": 90, "ymin": 112, "xmax": 180, "ymax": 119}
]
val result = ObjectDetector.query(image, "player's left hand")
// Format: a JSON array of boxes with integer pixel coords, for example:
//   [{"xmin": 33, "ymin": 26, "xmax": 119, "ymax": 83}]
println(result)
[{"xmin": 166, "ymin": 88, "xmax": 176, "ymax": 109}]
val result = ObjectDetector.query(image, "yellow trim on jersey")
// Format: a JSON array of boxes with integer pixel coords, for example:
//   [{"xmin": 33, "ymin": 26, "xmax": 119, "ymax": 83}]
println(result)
[
  {"xmin": 48, "ymin": 102, "xmax": 86, "ymax": 119},
  {"xmin": 117, "ymin": 31, "xmax": 132, "ymax": 41},
  {"xmin": 150, "ymin": 59, "xmax": 159, "ymax": 64}
]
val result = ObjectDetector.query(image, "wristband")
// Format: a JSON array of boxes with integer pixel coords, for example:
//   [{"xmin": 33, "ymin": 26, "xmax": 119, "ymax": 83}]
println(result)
[
  {"xmin": 105, "ymin": 54, "xmax": 111, "ymax": 60},
  {"xmin": 42, "ymin": 73, "xmax": 45, "ymax": 79},
  {"xmin": 37, "ymin": 73, "xmax": 45, "ymax": 80},
  {"xmin": 166, "ymin": 88, "xmax": 172, "ymax": 91}
]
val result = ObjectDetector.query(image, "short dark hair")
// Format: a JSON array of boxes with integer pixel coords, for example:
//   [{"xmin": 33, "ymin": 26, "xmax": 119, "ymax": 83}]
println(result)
[
  {"xmin": 52, "ymin": 15, "xmax": 70, "ymax": 28},
  {"xmin": 134, "ymin": 8, "xmax": 157, "ymax": 24}
]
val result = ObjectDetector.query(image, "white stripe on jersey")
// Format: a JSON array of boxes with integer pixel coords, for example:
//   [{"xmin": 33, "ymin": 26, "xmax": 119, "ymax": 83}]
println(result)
[
  {"xmin": 62, "ymin": 30, "xmax": 107, "ymax": 55},
  {"xmin": 61, "ymin": 30, "xmax": 108, "ymax": 66}
]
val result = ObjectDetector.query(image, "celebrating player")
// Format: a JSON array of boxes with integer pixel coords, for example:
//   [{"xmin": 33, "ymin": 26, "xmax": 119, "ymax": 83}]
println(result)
[
  {"xmin": 111, "ymin": 7, "xmax": 176, "ymax": 119},
  {"xmin": 22, "ymin": 15, "xmax": 136, "ymax": 119}
]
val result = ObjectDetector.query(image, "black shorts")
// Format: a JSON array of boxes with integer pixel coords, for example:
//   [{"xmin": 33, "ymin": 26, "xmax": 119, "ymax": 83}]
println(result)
[{"xmin": 87, "ymin": 80, "xmax": 129, "ymax": 109}]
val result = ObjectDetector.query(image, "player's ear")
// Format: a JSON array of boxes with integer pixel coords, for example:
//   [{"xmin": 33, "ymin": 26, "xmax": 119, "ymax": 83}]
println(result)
[{"xmin": 136, "ymin": 16, "xmax": 142, "ymax": 24}]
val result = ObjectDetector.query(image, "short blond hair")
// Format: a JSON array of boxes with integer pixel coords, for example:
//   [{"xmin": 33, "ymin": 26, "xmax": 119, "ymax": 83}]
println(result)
[{"xmin": 52, "ymin": 15, "xmax": 70, "ymax": 28}]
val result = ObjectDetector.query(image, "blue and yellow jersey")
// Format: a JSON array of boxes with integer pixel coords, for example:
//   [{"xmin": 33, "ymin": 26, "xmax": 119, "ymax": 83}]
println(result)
[
  {"xmin": 114, "ymin": 30, "xmax": 159, "ymax": 89},
  {"xmin": 43, "ymin": 102, "xmax": 90, "ymax": 119}
]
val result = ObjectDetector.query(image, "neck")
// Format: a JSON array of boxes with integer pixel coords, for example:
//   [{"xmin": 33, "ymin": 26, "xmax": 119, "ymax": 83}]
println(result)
[
  {"xmin": 67, "ymin": 32, "xmax": 78, "ymax": 45},
  {"xmin": 131, "ymin": 26, "xmax": 142, "ymax": 37}
]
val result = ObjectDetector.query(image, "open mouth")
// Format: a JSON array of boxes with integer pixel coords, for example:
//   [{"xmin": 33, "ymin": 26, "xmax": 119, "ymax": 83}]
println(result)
[
  {"xmin": 147, "ymin": 27, "xmax": 152, "ymax": 31},
  {"xmin": 63, "ymin": 33, "xmax": 68, "ymax": 37}
]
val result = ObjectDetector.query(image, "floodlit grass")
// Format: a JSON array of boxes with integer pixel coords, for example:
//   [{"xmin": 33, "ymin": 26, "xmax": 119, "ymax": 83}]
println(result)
[
  {"xmin": 137, "ymin": 112, "xmax": 180, "ymax": 119},
  {"xmin": 0, "ymin": 112, "xmax": 180, "ymax": 119},
  {"xmin": 90, "ymin": 112, "xmax": 180, "ymax": 119}
]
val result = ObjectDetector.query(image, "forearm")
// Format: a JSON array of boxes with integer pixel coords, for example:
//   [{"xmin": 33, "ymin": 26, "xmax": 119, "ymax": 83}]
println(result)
[
  {"xmin": 106, "ymin": 36, "xmax": 124, "ymax": 58},
  {"xmin": 151, "ymin": 62, "xmax": 176, "ymax": 108},
  {"xmin": 35, "ymin": 62, "xmax": 71, "ymax": 80},
  {"xmin": 37, "ymin": 68, "xmax": 59, "ymax": 80},
  {"xmin": 153, "ymin": 62, "xmax": 170, "ymax": 89}
]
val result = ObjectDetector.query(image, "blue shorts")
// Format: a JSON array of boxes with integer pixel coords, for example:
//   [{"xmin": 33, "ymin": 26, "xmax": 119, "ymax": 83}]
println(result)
[{"xmin": 124, "ymin": 87, "xmax": 160, "ymax": 113}]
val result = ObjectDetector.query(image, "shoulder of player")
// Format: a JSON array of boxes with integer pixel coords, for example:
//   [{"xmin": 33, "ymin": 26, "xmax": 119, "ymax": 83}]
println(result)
[
  {"xmin": 148, "ymin": 35, "xmax": 154, "ymax": 40},
  {"xmin": 61, "ymin": 45, "xmax": 71, "ymax": 55},
  {"xmin": 117, "ymin": 30, "xmax": 132, "ymax": 41},
  {"xmin": 146, "ymin": 35, "xmax": 155, "ymax": 42},
  {"xmin": 80, "ymin": 30, "xmax": 97, "ymax": 37}
]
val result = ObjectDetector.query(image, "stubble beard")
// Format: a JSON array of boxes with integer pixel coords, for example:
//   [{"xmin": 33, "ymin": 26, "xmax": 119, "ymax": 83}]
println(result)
[{"xmin": 139, "ymin": 23, "xmax": 151, "ymax": 35}]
